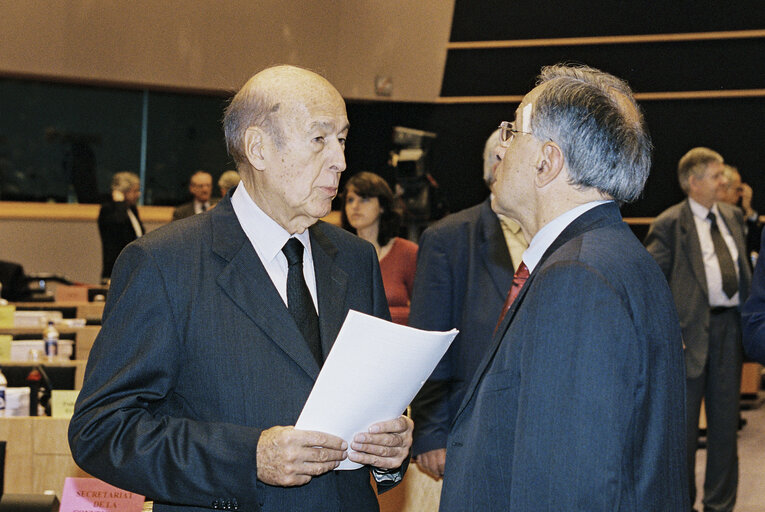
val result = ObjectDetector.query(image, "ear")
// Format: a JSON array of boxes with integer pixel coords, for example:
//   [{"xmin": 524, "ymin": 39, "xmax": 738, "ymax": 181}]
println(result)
[
  {"xmin": 244, "ymin": 127, "xmax": 266, "ymax": 171},
  {"xmin": 688, "ymin": 172, "xmax": 700, "ymax": 190},
  {"xmin": 534, "ymin": 141, "xmax": 565, "ymax": 188}
]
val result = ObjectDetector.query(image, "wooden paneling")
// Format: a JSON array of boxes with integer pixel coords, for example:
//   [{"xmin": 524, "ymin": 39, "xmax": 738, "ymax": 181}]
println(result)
[
  {"xmin": 378, "ymin": 465, "xmax": 441, "ymax": 512},
  {"xmin": 0, "ymin": 417, "xmax": 90, "ymax": 497},
  {"xmin": 0, "ymin": 202, "xmax": 173, "ymax": 223},
  {"xmin": 448, "ymin": 30, "xmax": 765, "ymax": 49},
  {"xmin": 0, "ymin": 0, "xmax": 454, "ymax": 102}
]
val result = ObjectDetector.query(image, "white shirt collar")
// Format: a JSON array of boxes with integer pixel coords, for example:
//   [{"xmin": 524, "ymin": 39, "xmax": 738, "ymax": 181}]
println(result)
[
  {"xmin": 523, "ymin": 200, "xmax": 612, "ymax": 273},
  {"xmin": 231, "ymin": 183, "xmax": 311, "ymax": 261},
  {"xmin": 688, "ymin": 197, "xmax": 719, "ymax": 222}
]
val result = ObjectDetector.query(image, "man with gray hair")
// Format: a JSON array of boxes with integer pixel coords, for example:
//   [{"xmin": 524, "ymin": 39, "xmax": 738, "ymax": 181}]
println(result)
[
  {"xmin": 70, "ymin": 65, "xmax": 412, "ymax": 512},
  {"xmin": 409, "ymin": 128, "xmax": 525, "ymax": 480},
  {"xmin": 440, "ymin": 64, "xmax": 687, "ymax": 510},
  {"xmin": 646, "ymin": 147, "xmax": 750, "ymax": 512},
  {"xmin": 98, "ymin": 171, "xmax": 143, "ymax": 280},
  {"xmin": 719, "ymin": 163, "xmax": 761, "ymax": 261},
  {"xmin": 218, "ymin": 169, "xmax": 241, "ymax": 198}
]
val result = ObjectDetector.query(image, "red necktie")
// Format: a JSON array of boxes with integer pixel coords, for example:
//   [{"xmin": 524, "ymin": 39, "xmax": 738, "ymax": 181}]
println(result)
[{"xmin": 495, "ymin": 261, "xmax": 529, "ymax": 332}]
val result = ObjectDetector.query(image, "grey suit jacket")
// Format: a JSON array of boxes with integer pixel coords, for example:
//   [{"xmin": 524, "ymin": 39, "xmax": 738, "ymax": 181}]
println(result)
[
  {"xmin": 440, "ymin": 203, "xmax": 688, "ymax": 511},
  {"xmin": 69, "ymin": 195, "xmax": 392, "ymax": 512},
  {"xmin": 408, "ymin": 198, "xmax": 514, "ymax": 456},
  {"xmin": 645, "ymin": 199, "xmax": 751, "ymax": 378},
  {"xmin": 172, "ymin": 199, "xmax": 219, "ymax": 221}
]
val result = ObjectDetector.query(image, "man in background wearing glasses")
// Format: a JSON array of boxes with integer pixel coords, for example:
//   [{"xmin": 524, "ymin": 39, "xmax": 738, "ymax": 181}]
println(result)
[{"xmin": 439, "ymin": 63, "xmax": 687, "ymax": 510}]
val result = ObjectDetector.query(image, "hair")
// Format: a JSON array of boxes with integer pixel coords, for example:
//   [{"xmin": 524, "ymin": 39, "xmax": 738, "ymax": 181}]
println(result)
[
  {"xmin": 530, "ymin": 63, "xmax": 652, "ymax": 204},
  {"xmin": 222, "ymin": 65, "xmax": 336, "ymax": 170},
  {"xmin": 340, "ymin": 172, "xmax": 402, "ymax": 246},
  {"xmin": 190, "ymin": 170, "xmax": 212, "ymax": 184},
  {"xmin": 222, "ymin": 72, "xmax": 286, "ymax": 168},
  {"xmin": 218, "ymin": 170, "xmax": 241, "ymax": 190},
  {"xmin": 721, "ymin": 163, "xmax": 739, "ymax": 182},
  {"xmin": 677, "ymin": 147, "xmax": 724, "ymax": 194},
  {"xmin": 111, "ymin": 172, "xmax": 140, "ymax": 193},
  {"xmin": 482, "ymin": 128, "xmax": 501, "ymax": 186}
]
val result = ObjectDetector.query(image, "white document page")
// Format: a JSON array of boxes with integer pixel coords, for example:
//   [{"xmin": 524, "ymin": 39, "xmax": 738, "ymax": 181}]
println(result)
[{"xmin": 295, "ymin": 309, "xmax": 458, "ymax": 469}]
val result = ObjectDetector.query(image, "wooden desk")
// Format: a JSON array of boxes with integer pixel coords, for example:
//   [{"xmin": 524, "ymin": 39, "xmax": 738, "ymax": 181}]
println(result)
[
  {"xmin": 12, "ymin": 302, "xmax": 105, "ymax": 324},
  {"xmin": 0, "ymin": 325, "xmax": 101, "ymax": 362},
  {"xmin": 0, "ymin": 359, "xmax": 87, "ymax": 390},
  {"xmin": 741, "ymin": 362, "xmax": 763, "ymax": 396},
  {"xmin": 0, "ymin": 417, "xmax": 90, "ymax": 497},
  {"xmin": 378, "ymin": 464, "xmax": 441, "ymax": 512}
]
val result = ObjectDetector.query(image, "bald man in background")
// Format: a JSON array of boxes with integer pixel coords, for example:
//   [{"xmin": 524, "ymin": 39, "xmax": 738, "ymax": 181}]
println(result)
[
  {"xmin": 408, "ymin": 128, "xmax": 525, "ymax": 480},
  {"xmin": 172, "ymin": 170, "xmax": 217, "ymax": 220}
]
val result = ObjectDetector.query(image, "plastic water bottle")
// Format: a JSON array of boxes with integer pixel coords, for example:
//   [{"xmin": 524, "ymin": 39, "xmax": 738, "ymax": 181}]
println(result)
[
  {"xmin": 0, "ymin": 368, "xmax": 7, "ymax": 417},
  {"xmin": 43, "ymin": 320, "xmax": 59, "ymax": 361}
]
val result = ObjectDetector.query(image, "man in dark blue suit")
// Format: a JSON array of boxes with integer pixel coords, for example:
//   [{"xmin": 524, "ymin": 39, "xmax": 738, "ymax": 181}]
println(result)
[
  {"xmin": 439, "ymin": 64, "xmax": 687, "ymax": 510},
  {"xmin": 69, "ymin": 65, "xmax": 412, "ymax": 512},
  {"xmin": 743, "ymin": 230, "xmax": 765, "ymax": 364},
  {"xmin": 408, "ymin": 129, "xmax": 524, "ymax": 479}
]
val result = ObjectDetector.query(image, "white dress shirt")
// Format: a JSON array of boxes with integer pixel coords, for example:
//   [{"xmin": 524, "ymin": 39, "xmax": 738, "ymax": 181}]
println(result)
[
  {"xmin": 194, "ymin": 200, "xmax": 212, "ymax": 214},
  {"xmin": 231, "ymin": 183, "xmax": 404, "ymax": 483},
  {"xmin": 127, "ymin": 208, "xmax": 143, "ymax": 238},
  {"xmin": 230, "ymin": 183, "xmax": 318, "ymax": 312},
  {"xmin": 688, "ymin": 198, "xmax": 740, "ymax": 307}
]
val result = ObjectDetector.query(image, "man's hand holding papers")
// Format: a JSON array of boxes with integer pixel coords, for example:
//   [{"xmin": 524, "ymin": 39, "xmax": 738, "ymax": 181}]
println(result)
[{"xmin": 349, "ymin": 415, "xmax": 414, "ymax": 469}]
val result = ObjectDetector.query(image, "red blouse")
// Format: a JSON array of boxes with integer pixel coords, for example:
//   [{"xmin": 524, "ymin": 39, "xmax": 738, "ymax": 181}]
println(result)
[{"xmin": 379, "ymin": 237, "xmax": 418, "ymax": 325}]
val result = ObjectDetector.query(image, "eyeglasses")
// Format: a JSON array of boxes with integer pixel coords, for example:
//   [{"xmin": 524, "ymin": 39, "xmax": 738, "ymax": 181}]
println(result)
[{"xmin": 498, "ymin": 121, "xmax": 533, "ymax": 147}]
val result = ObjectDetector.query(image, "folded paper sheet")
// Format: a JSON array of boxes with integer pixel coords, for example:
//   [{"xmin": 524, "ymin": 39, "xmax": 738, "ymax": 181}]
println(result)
[{"xmin": 296, "ymin": 309, "xmax": 458, "ymax": 469}]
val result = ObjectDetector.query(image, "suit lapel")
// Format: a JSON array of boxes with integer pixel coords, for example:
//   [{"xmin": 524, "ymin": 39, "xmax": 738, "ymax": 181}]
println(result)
[
  {"xmin": 131, "ymin": 205, "xmax": 145, "ymax": 234},
  {"xmin": 211, "ymin": 198, "xmax": 321, "ymax": 379},
  {"xmin": 679, "ymin": 201, "xmax": 710, "ymax": 297},
  {"xmin": 310, "ymin": 223, "xmax": 350, "ymax": 359},
  {"xmin": 718, "ymin": 203, "xmax": 752, "ymax": 297},
  {"xmin": 718, "ymin": 206, "xmax": 745, "ymax": 255},
  {"xmin": 478, "ymin": 199, "xmax": 514, "ymax": 299}
]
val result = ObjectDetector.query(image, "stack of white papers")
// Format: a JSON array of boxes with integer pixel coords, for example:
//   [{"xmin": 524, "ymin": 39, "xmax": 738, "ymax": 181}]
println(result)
[{"xmin": 296, "ymin": 309, "xmax": 458, "ymax": 469}]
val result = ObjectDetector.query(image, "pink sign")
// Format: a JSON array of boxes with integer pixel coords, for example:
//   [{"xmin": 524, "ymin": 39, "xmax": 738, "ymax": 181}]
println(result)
[{"xmin": 60, "ymin": 477, "xmax": 144, "ymax": 512}]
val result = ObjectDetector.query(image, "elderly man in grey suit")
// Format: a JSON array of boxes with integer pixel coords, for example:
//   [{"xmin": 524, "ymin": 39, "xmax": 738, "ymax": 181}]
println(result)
[
  {"xmin": 408, "ymin": 128, "xmax": 525, "ymax": 480},
  {"xmin": 440, "ymin": 63, "xmax": 687, "ymax": 510},
  {"xmin": 69, "ymin": 65, "xmax": 413, "ymax": 512},
  {"xmin": 646, "ymin": 147, "xmax": 751, "ymax": 512}
]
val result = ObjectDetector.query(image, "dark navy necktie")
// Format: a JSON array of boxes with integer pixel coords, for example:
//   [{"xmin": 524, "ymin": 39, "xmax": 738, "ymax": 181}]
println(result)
[{"xmin": 282, "ymin": 238, "xmax": 323, "ymax": 364}]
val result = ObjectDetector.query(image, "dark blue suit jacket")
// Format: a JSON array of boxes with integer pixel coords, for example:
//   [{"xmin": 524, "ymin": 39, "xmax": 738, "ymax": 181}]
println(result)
[
  {"xmin": 408, "ymin": 198, "xmax": 514, "ymax": 456},
  {"xmin": 70, "ymin": 195, "xmax": 392, "ymax": 512},
  {"xmin": 440, "ymin": 203, "xmax": 688, "ymax": 511},
  {"xmin": 742, "ymin": 229, "xmax": 765, "ymax": 363}
]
